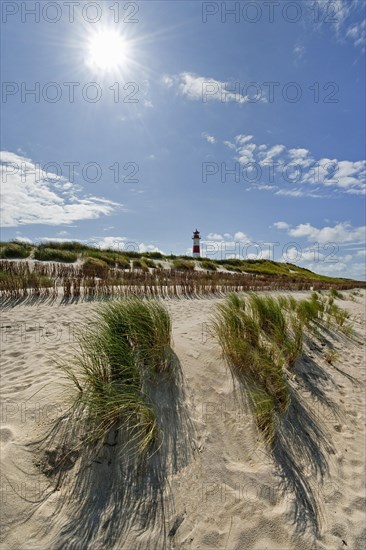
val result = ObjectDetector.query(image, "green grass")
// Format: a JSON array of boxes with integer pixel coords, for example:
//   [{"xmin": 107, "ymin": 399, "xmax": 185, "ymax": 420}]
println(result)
[
  {"xmin": 132, "ymin": 259, "xmax": 149, "ymax": 271},
  {"xmin": 84, "ymin": 250, "xmax": 130, "ymax": 268},
  {"xmin": 329, "ymin": 288, "xmax": 345, "ymax": 300},
  {"xmin": 172, "ymin": 259, "xmax": 195, "ymax": 271},
  {"xmin": 83, "ymin": 257, "xmax": 109, "ymax": 273},
  {"xmin": 62, "ymin": 299, "xmax": 173, "ymax": 455},
  {"xmin": 212, "ymin": 294, "xmax": 293, "ymax": 444},
  {"xmin": 34, "ymin": 248, "xmax": 77, "ymax": 263},
  {"xmin": 200, "ymin": 260, "xmax": 217, "ymax": 271},
  {"xmin": 37, "ymin": 241, "xmax": 90, "ymax": 252},
  {"xmin": 0, "ymin": 242, "xmax": 31, "ymax": 259}
]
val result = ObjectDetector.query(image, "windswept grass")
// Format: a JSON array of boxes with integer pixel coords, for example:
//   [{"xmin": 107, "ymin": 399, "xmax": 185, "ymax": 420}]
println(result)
[
  {"xmin": 0, "ymin": 242, "xmax": 31, "ymax": 259},
  {"xmin": 34, "ymin": 248, "xmax": 78, "ymax": 263},
  {"xmin": 200, "ymin": 260, "xmax": 217, "ymax": 271},
  {"xmin": 329, "ymin": 288, "xmax": 345, "ymax": 300},
  {"xmin": 63, "ymin": 298, "xmax": 173, "ymax": 456},
  {"xmin": 213, "ymin": 294, "xmax": 296, "ymax": 444},
  {"xmin": 172, "ymin": 259, "xmax": 195, "ymax": 271},
  {"xmin": 213, "ymin": 291, "xmax": 355, "ymax": 532}
]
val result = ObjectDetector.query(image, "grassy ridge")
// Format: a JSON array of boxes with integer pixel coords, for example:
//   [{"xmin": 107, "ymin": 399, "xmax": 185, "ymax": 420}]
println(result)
[{"xmin": 0, "ymin": 240, "xmax": 361, "ymax": 282}]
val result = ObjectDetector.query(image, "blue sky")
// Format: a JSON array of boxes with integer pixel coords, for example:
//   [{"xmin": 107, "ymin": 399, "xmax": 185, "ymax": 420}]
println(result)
[{"xmin": 1, "ymin": 0, "xmax": 365, "ymax": 278}]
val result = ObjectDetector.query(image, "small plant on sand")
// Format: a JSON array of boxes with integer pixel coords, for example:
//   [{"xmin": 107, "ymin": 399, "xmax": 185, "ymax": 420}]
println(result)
[
  {"xmin": 63, "ymin": 298, "xmax": 173, "ymax": 456},
  {"xmin": 329, "ymin": 288, "xmax": 345, "ymax": 300},
  {"xmin": 324, "ymin": 349, "xmax": 338, "ymax": 365}
]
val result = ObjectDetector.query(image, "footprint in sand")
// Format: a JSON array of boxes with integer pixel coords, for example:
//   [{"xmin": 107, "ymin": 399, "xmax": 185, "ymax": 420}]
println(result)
[{"xmin": 0, "ymin": 427, "xmax": 14, "ymax": 443}]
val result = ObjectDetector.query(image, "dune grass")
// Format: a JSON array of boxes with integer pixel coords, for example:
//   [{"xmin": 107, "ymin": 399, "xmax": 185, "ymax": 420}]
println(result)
[
  {"xmin": 172, "ymin": 259, "xmax": 195, "ymax": 271},
  {"xmin": 213, "ymin": 294, "xmax": 298, "ymax": 443},
  {"xmin": 213, "ymin": 291, "xmax": 355, "ymax": 445},
  {"xmin": 0, "ymin": 242, "xmax": 31, "ymax": 259},
  {"xmin": 63, "ymin": 298, "xmax": 173, "ymax": 456},
  {"xmin": 34, "ymin": 247, "xmax": 78, "ymax": 263}
]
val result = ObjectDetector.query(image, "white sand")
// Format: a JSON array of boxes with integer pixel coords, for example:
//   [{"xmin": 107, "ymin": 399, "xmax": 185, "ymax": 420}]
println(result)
[{"xmin": 1, "ymin": 291, "xmax": 365, "ymax": 549}]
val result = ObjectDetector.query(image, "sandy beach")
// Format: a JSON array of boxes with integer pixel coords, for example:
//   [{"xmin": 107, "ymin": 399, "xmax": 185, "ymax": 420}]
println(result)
[{"xmin": 1, "ymin": 290, "xmax": 365, "ymax": 550}]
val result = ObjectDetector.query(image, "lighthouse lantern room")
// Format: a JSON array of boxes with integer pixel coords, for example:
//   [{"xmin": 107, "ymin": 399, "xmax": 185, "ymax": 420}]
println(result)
[{"xmin": 192, "ymin": 229, "xmax": 201, "ymax": 258}]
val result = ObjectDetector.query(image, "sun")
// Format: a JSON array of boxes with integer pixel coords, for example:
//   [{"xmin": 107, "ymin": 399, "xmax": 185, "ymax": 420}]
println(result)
[{"xmin": 86, "ymin": 29, "xmax": 131, "ymax": 72}]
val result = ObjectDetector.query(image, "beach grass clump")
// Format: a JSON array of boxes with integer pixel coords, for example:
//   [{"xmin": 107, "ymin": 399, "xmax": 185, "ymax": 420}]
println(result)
[
  {"xmin": 295, "ymin": 294, "xmax": 324, "ymax": 328},
  {"xmin": 34, "ymin": 247, "xmax": 77, "ymax": 263},
  {"xmin": 172, "ymin": 259, "xmax": 195, "ymax": 271},
  {"xmin": 213, "ymin": 294, "xmax": 293, "ymax": 444},
  {"xmin": 200, "ymin": 260, "xmax": 217, "ymax": 271},
  {"xmin": 132, "ymin": 259, "xmax": 149, "ymax": 271},
  {"xmin": 329, "ymin": 288, "xmax": 345, "ymax": 300},
  {"xmin": 83, "ymin": 257, "xmax": 109, "ymax": 276},
  {"xmin": 0, "ymin": 242, "xmax": 31, "ymax": 259},
  {"xmin": 63, "ymin": 298, "xmax": 173, "ymax": 455}
]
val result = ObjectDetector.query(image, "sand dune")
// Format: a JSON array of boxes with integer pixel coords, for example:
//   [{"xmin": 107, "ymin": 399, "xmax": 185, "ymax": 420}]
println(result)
[{"xmin": 1, "ymin": 291, "xmax": 365, "ymax": 549}]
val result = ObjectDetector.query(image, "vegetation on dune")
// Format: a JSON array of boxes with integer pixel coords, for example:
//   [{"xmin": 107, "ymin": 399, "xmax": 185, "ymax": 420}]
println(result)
[
  {"xmin": 200, "ymin": 260, "xmax": 217, "ymax": 271},
  {"xmin": 0, "ymin": 242, "xmax": 31, "ymax": 259},
  {"xmin": 0, "ymin": 241, "xmax": 364, "ymax": 300},
  {"xmin": 132, "ymin": 259, "xmax": 149, "ymax": 271},
  {"xmin": 34, "ymin": 247, "xmax": 78, "ymax": 263},
  {"xmin": 213, "ymin": 291, "xmax": 357, "ymax": 532},
  {"xmin": 62, "ymin": 298, "xmax": 173, "ymax": 455},
  {"xmin": 172, "ymin": 259, "xmax": 195, "ymax": 271},
  {"xmin": 83, "ymin": 249, "xmax": 130, "ymax": 269},
  {"xmin": 329, "ymin": 288, "xmax": 345, "ymax": 300},
  {"xmin": 213, "ymin": 291, "xmax": 355, "ymax": 444},
  {"xmin": 213, "ymin": 294, "xmax": 304, "ymax": 443}
]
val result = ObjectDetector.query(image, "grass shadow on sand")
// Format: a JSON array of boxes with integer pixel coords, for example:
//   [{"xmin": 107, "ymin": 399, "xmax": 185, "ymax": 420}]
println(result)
[
  {"xmin": 30, "ymin": 352, "xmax": 194, "ymax": 550},
  {"xmin": 231, "ymin": 351, "xmax": 335, "ymax": 537}
]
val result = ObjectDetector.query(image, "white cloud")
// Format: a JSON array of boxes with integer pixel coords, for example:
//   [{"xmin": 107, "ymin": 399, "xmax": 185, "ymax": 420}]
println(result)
[
  {"xmin": 288, "ymin": 222, "xmax": 365, "ymax": 244},
  {"xmin": 224, "ymin": 135, "xmax": 365, "ymax": 196},
  {"xmin": 202, "ymin": 133, "xmax": 216, "ymax": 144},
  {"xmin": 275, "ymin": 189, "xmax": 305, "ymax": 197},
  {"xmin": 223, "ymin": 140, "xmax": 236, "ymax": 149},
  {"xmin": 273, "ymin": 221, "xmax": 290, "ymax": 230},
  {"xmin": 0, "ymin": 151, "xmax": 121, "ymax": 227},
  {"xmin": 346, "ymin": 18, "xmax": 366, "ymax": 50},
  {"xmin": 315, "ymin": 1, "xmax": 365, "ymax": 50},
  {"xmin": 293, "ymin": 45, "xmax": 305, "ymax": 59},
  {"xmin": 234, "ymin": 231, "xmax": 249, "ymax": 242},
  {"xmin": 258, "ymin": 144, "xmax": 286, "ymax": 165},
  {"xmin": 206, "ymin": 232, "xmax": 224, "ymax": 240},
  {"xmin": 15, "ymin": 236, "xmax": 32, "ymax": 244},
  {"xmin": 81, "ymin": 236, "xmax": 164, "ymax": 254},
  {"xmin": 163, "ymin": 73, "xmax": 266, "ymax": 104},
  {"xmin": 235, "ymin": 135, "xmax": 254, "ymax": 145}
]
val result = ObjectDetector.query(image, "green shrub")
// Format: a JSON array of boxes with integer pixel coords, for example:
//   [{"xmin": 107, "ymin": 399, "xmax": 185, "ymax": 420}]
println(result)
[
  {"xmin": 143, "ymin": 251, "xmax": 163, "ymax": 259},
  {"xmin": 38, "ymin": 241, "xmax": 89, "ymax": 252},
  {"xmin": 0, "ymin": 243, "xmax": 31, "ymax": 259},
  {"xmin": 34, "ymin": 248, "xmax": 77, "ymax": 263},
  {"xmin": 201, "ymin": 260, "xmax": 217, "ymax": 271},
  {"xmin": 172, "ymin": 259, "xmax": 195, "ymax": 271},
  {"xmin": 142, "ymin": 258, "xmax": 157, "ymax": 268},
  {"xmin": 132, "ymin": 259, "xmax": 148, "ymax": 271}
]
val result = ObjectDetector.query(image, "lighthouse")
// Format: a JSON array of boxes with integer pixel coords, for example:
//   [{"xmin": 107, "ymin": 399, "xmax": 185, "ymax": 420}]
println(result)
[{"xmin": 192, "ymin": 229, "xmax": 201, "ymax": 258}]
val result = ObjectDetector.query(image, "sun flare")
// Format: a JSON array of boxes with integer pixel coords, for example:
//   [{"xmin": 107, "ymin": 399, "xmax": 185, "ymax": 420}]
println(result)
[{"xmin": 86, "ymin": 29, "xmax": 131, "ymax": 72}]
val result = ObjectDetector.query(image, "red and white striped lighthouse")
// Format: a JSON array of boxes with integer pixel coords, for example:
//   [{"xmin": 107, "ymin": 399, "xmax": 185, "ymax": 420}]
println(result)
[{"xmin": 192, "ymin": 229, "xmax": 201, "ymax": 258}]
